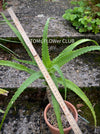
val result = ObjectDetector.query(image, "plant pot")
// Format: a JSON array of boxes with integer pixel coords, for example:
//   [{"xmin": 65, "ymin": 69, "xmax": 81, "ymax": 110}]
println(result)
[
  {"xmin": 0, "ymin": 0, "xmax": 3, "ymax": 12},
  {"xmin": 44, "ymin": 101, "xmax": 78, "ymax": 134}
]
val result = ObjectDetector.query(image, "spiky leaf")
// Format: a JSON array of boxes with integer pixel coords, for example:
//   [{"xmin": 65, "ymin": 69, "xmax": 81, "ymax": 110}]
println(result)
[
  {"xmin": 51, "ymin": 74, "xmax": 64, "ymax": 134},
  {"xmin": 42, "ymin": 18, "xmax": 51, "ymax": 67},
  {"xmin": 0, "ymin": 88, "xmax": 9, "ymax": 96},
  {"xmin": 61, "ymin": 39, "xmax": 99, "ymax": 54},
  {"xmin": 0, "ymin": 43, "xmax": 19, "ymax": 57},
  {"xmin": 52, "ymin": 94, "xmax": 64, "ymax": 134},
  {"xmin": 1, "ymin": 13, "xmax": 35, "ymax": 62},
  {"xmin": 0, "ymin": 109, "xmax": 4, "ymax": 113},
  {"xmin": 0, "ymin": 38, "xmax": 20, "ymax": 43},
  {"xmin": 0, "ymin": 60, "xmax": 34, "ymax": 74},
  {"xmin": 52, "ymin": 46, "xmax": 100, "ymax": 67},
  {"xmin": 0, "ymin": 71, "xmax": 42, "ymax": 130},
  {"xmin": 57, "ymin": 78, "xmax": 97, "ymax": 126},
  {"xmin": 13, "ymin": 58, "xmax": 37, "ymax": 66},
  {"xmin": 53, "ymin": 65, "xmax": 67, "ymax": 99}
]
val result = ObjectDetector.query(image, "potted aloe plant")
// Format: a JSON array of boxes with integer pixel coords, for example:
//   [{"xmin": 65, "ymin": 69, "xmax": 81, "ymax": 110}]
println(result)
[{"xmin": 0, "ymin": 13, "xmax": 100, "ymax": 133}]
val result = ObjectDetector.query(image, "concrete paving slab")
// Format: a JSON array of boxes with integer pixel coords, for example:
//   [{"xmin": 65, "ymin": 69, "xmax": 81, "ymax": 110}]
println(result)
[
  {"xmin": 0, "ymin": 0, "xmax": 100, "ymax": 43},
  {"xmin": 0, "ymin": 0, "xmax": 100, "ymax": 89},
  {"xmin": 0, "ymin": 47, "xmax": 100, "ymax": 88}
]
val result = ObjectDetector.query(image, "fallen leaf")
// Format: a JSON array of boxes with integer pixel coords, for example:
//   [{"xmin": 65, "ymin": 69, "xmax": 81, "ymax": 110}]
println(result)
[{"xmin": 76, "ymin": 103, "xmax": 84, "ymax": 108}]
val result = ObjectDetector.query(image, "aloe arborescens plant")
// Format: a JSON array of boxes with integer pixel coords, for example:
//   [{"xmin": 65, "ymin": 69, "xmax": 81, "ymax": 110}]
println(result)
[{"xmin": 0, "ymin": 13, "xmax": 100, "ymax": 133}]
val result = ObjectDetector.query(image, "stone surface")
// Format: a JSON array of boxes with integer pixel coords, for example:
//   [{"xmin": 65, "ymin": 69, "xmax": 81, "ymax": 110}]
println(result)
[
  {"xmin": 0, "ymin": 0, "xmax": 100, "ymax": 43},
  {"xmin": 0, "ymin": 91, "xmax": 100, "ymax": 134},
  {"xmin": 0, "ymin": 0, "xmax": 100, "ymax": 88},
  {"xmin": 0, "ymin": 46, "xmax": 100, "ymax": 88}
]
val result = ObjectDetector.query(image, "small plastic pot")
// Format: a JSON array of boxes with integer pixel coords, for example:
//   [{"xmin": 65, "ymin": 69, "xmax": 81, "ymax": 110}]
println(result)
[{"xmin": 44, "ymin": 101, "xmax": 78, "ymax": 134}]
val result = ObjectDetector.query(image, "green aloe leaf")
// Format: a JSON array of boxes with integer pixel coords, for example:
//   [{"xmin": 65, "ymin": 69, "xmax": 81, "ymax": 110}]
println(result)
[
  {"xmin": 53, "ymin": 65, "xmax": 67, "ymax": 100},
  {"xmin": 52, "ymin": 46, "xmax": 100, "ymax": 67},
  {"xmin": 0, "ymin": 38, "xmax": 20, "ymax": 43},
  {"xmin": 51, "ymin": 74, "xmax": 64, "ymax": 134},
  {"xmin": 0, "ymin": 60, "xmax": 34, "ymax": 74},
  {"xmin": 0, "ymin": 20, "xmax": 12, "ymax": 24},
  {"xmin": 0, "ymin": 88, "xmax": 9, "ymax": 96},
  {"xmin": 13, "ymin": 58, "xmax": 37, "ymax": 66},
  {"xmin": 42, "ymin": 18, "xmax": 51, "ymax": 67},
  {"xmin": 57, "ymin": 78, "xmax": 97, "ymax": 126},
  {"xmin": 95, "ymin": 3, "xmax": 100, "ymax": 7},
  {"xmin": 52, "ymin": 94, "xmax": 64, "ymax": 134},
  {"xmin": 52, "ymin": 39, "xmax": 99, "ymax": 67},
  {"xmin": 0, "ymin": 43, "xmax": 19, "ymax": 57},
  {"xmin": 61, "ymin": 39, "xmax": 99, "ymax": 54},
  {"xmin": 0, "ymin": 71, "xmax": 42, "ymax": 130},
  {"xmin": 0, "ymin": 88, "xmax": 8, "ymax": 113},
  {"xmin": 1, "ymin": 13, "xmax": 35, "ymax": 62},
  {"xmin": 0, "ymin": 109, "xmax": 4, "ymax": 113}
]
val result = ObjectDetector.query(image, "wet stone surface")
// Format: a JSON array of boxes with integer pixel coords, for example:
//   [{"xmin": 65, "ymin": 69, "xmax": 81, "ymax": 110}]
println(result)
[
  {"xmin": 0, "ymin": 96, "xmax": 48, "ymax": 134},
  {"xmin": 0, "ymin": 91, "xmax": 100, "ymax": 134},
  {"xmin": 0, "ymin": 90, "xmax": 49, "ymax": 134}
]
